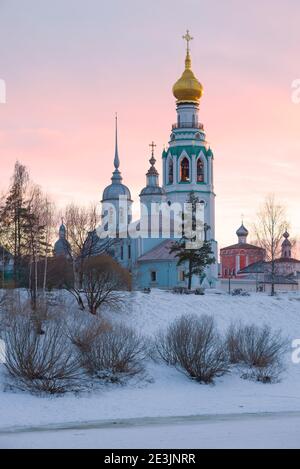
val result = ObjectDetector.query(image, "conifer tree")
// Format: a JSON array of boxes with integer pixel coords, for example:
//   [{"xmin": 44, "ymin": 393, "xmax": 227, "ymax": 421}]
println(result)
[{"xmin": 169, "ymin": 192, "xmax": 215, "ymax": 290}]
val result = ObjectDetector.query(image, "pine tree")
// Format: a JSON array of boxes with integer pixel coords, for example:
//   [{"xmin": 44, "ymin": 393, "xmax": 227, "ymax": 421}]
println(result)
[
  {"xmin": 169, "ymin": 192, "xmax": 215, "ymax": 290},
  {"xmin": 0, "ymin": 162, "xmax": 29, "ymax": 284}
]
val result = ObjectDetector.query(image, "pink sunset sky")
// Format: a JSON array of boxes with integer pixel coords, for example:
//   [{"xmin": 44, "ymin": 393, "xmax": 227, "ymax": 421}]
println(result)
[{"xmin": 0, "ymin": 0, "xmax": 299, "ymax": 249}]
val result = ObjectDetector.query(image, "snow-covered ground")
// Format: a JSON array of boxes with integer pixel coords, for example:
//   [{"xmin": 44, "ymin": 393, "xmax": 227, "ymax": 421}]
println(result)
[{"xmin": 1, "ymin": 289, "xmax": 300, "ymax": 448}]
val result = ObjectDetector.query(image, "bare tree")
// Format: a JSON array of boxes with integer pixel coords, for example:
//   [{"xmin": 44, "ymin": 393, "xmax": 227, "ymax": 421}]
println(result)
[
  {"xmin": 81, "ymin": 255, "xmax": 131, "ymax": 315},
  {"xmin": 60, "ymin": 203, "xmax": 115, "ymax": 308},
  {"xmin": 63, "ymin": 203, "xmax": 99, "ymax": 258},
  {"xmin": 41, "ymin": 198, "xmax": 56, "ymax": 294},
  {"xmin": 23, "ymin": 185, "xmax": 52, "ymax": 311},
  {"xmin": 253, "ymin": 195, "xmax": 289, "ymax": 295}
]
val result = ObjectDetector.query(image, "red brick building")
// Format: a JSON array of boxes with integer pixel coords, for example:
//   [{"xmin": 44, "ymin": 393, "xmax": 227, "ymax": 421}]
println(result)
[{"xmin": 220, "ymin": 224, "xmax": 266, "ymax": 278}]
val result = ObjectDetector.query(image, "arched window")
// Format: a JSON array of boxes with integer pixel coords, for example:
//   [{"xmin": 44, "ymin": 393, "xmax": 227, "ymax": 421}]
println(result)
[
  {"xmin": 168, "ymin": 158, "xmax": 173, "ymax": 184},
  {"xmin": 180, "ymin": 157, "xmax": 190, "ymax": 182},
  {"xmin": 197, "ymin": 158, "xmax": 204, "ymax": 182}
]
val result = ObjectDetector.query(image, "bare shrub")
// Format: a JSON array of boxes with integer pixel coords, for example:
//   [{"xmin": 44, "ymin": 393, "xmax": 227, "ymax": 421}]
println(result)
[
  {"xmin": 226, "ymin": 323, "xmax": 244, "ymax": 364},
  {"xmin": 226, "ymin": 323, "xmax": 287, "ymax": 382},
  {"xmin": 4, "ymin": 317, "xmax": 82, "ymax": 394},
  {"xmin": 82, "ymin": 255, "xmax": 131, "ymax": 315},
  {"xmin": 80, "ymin": 323, "xmax": 147, "ymax": 382},
  {"xmin": 155, "ymin": 314, "xmax": 229, "ymax": 384},
  {"xmin": 66, "ymin": 312, "xmax": 110, "ymax": 353}
]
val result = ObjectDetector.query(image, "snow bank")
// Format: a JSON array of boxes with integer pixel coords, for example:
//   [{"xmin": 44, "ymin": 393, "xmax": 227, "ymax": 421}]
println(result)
[{"xmin": 1, "ymin": 289, "xmax": 300, "ymax": 429}]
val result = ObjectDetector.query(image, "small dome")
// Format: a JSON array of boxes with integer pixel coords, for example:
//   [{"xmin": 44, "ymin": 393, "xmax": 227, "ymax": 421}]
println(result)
[
  {"xmin": 236, "ymin": 223, "xmax": 249, "ymax": 237},
  {"xmin": 54, "ymin": 238, "xmax": 71, "ymax": 257},
  {"xmin": 140, "ymin": 186, "xmax": 166, "ymax": 196},
  {"xmin": 173, "ymin": 51, "xmax": 203, "ymax": 104},
  {"xmin": 102, "ymin": 181, "xmax": 131, "ymax": 201}
]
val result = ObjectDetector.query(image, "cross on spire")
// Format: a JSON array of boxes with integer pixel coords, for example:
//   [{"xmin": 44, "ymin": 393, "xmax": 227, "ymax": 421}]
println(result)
[
  {"xmin": 149, "ymin": 141, "xmax": 156, "ymax": 157},
  {"xmin": 148, "ymin": 141, "xmax": 157, "ymax": 174},
  {"xmin": 182, "ymin": 30, "xmax": 193, "ymax": 52}
]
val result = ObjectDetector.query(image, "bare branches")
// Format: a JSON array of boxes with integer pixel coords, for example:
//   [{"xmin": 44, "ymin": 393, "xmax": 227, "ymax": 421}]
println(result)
[
  {"xmin": 226, "ymin": 323, "xmax": 288, "ymax": 382},
  {"xmin": 253, "ymin": 194, "xmax": 289, "ymax": 295},
  {"xmin": 62, "ymin": 203, "xmax": 100, "ymax": 259},
  {"xmin": 81, "ymin": 255, "xmax": 131, "ymax": 315},
  {"xmin": 79, "ymin": 323, "xmax": 147, "ymax": 382},
  {"xmin": 155, "ymin": 314, "xmax": 229, "ymax": 384},
  {"xmin": 4, "ymin": 317, "xmax": 82, "ymax": 394}
]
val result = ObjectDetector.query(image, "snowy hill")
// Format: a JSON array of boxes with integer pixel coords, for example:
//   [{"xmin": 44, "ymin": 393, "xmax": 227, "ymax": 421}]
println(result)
[{"xmin": 1, "ymin": 289, "xmax": 300, "ymax": 431}]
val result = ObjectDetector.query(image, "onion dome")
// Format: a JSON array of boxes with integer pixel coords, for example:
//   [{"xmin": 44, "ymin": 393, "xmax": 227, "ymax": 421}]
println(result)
[
  {"xmin": 281, "ymin": 230, "xmax": 292, "ymax": 258},
  {"xmin": 172, "ymin": 31, "xmax": 203, "ymax": 104},
  {"xmin": 282, "ymin": 230, "xmax": 291, "ymax": 246},
  {"xmin": 236, "ymin": 223, "xmax": 249, "ymax": 238},
  {"xmin": 236, "ymin": 222, "xmax": 249, "ymax": 244},
  {"xmin": 54, "ymin": 220, "xmax": 71, "ymax": 257}
]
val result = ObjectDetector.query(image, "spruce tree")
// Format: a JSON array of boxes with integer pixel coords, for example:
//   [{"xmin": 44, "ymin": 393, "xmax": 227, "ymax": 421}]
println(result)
[{"xmin": 169, "ymin": 192, "xmax": 215, "ymax": 290}]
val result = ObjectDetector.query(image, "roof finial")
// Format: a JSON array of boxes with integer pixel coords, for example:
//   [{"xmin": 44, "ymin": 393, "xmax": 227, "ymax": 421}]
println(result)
[
  {"xmin": 182, "ymin": 29, "xmax": 193, "ymax": 53},
  {"xmin": 149, "ymin": 141, "xmax": 157, "ymax": 167},
  {"xmin": 147, "ymin": 141, "xmax": 158, "ymax": 176},
  {"xmin": 114, "ymin": 113, "xmax": 120, "ymax": 170},
  {"xmin": 182, "ymin": 30, "xmax": 193, "ymax": 70}
]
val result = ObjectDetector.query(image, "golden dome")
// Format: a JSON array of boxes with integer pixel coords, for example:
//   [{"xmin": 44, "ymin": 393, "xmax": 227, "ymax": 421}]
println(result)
[{"xmin": 172, "ymin": 50, "xmax": 203, "ymax": 104}]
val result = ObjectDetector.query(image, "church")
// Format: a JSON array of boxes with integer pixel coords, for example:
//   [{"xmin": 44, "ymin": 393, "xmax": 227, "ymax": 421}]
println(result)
[{"xmin": 55, "ymin": 32, "xmax": 218, "ymax": 290}]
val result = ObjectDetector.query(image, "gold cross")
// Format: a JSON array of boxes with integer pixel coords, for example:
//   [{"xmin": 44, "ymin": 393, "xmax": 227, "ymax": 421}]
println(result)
[
  {"xmin": 182, "ymin": 30, "xmax": 193, "ymax": 51},
  {"xmin": 149, "ymin": 141, "xmax": 156, "ymax": 155}
]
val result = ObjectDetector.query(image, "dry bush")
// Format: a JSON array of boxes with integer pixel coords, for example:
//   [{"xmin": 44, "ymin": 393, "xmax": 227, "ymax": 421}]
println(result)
[
  {"xmin": 155, "ymin": 314, "xmax": 229, "ymax": 384},
  {"xmin": 226, "ymin": 323, "xmax": 245, "ymax": 364},
  {"xmin": 66, "ymin": 312, "xmax": 110, "ymax": 353},
  {"xmin": 79, "ymin": 323, "xmax": 147, "ymax": 382},
  {"xmin": 4, "ymin": 317, "xmax": 82, "ymax": 394},
  {"xmin": 226, "ymin": 323, "xmax": 287, "ymax": 382}
]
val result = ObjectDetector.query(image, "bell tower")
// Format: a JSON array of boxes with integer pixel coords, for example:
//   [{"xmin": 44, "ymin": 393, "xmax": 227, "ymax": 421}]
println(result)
[{"xmin": 162, "ymin": 31, "xmax": 216, "ymax": 242}]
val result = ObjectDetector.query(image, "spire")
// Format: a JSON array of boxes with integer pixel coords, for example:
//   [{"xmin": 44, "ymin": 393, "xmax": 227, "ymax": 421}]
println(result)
[
  {"xmin": 111, "ymin": 113, "xmax": 122, "ymax": 184},
  {"xmin": 139, "ymin": 142, "xmax": 165, "ymax": 199},
  {"xmin": 114, "ymin": 113, "xmax": 120, "ymax": 170}
]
